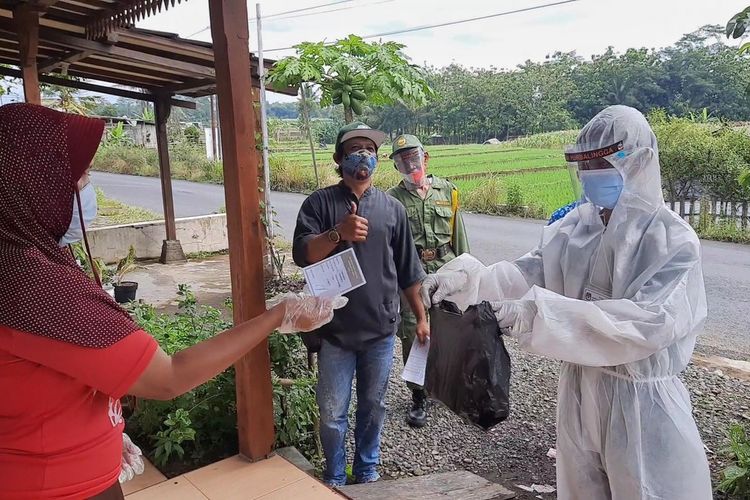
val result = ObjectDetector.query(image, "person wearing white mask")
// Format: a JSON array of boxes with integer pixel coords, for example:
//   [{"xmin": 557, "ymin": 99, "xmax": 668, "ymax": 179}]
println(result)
[
  {"xmin": 421, "ymin": 105, "xmax": 712, "ymax": 499},
  {"xmin": 59, "ymin": 167, "xmax": 98, "ymax": 247}
]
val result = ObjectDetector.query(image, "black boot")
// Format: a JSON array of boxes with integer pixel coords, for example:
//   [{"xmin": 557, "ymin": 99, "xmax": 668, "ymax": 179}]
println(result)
[{"xmin": 407, "ymin": 389, "xmax": 427, "ymax": 428}]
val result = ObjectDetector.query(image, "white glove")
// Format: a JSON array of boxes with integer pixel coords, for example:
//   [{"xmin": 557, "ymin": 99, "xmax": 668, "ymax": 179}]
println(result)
[
  {"xmin": 490, "ymin": 300, "xmax": 537, "ymax": 337},
  {"xmin": 420, "ymin": 270, "xmax": 469, "ymax": 309},
  {"xmin": 267, "ymin": 293, "xmax": 348, "ymax": 334},
  {"xmin": 119, "ymin": 433, "xmax": 145, "ymax": 484}
]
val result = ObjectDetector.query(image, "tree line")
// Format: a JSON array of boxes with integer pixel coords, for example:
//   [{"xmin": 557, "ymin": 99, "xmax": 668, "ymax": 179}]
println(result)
[{"xmin": 365, "ymin": 25, "xmax": 750, "ymax": 143}]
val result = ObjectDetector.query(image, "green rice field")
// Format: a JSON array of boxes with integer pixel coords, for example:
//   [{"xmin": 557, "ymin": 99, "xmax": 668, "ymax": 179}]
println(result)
[{"xmin": 271, "ymin": 142, "xmax": 576, "ymax": 218}]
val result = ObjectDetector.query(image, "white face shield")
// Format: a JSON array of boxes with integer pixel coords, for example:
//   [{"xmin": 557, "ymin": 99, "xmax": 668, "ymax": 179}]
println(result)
[
  {"xmin": 393, "ymin": 147, "xmax": 427, "ymax": 188},
  {"xmin": 565, "ymin": 141, "xmax": 628, "ymax": 210}
]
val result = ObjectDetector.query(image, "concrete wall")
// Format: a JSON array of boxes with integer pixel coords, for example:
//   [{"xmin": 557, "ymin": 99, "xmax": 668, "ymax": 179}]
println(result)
[{"xmin": 89, "ymin": 214, "xmax": 229, "ymax": 263}]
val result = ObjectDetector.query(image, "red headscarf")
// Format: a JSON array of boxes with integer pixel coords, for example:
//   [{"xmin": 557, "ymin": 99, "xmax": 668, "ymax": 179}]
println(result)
[{"xmin": 0, "ymin": 103, "xmax": 139, "ymax": 348}]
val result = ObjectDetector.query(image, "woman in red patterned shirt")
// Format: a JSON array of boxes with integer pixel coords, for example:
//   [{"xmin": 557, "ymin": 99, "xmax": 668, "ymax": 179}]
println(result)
[{"xmin": 0, "ymin": 104, "xmax": 338, "ymax": 500}]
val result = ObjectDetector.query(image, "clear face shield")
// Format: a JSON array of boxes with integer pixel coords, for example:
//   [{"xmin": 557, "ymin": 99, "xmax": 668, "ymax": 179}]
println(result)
[
  {"xmin": 565, "ymin": 141, "xmax": 627, "ymax": 209},
  {"xmin": 393, "ymin": 147, "xmax": 427, "ymax": 188}
]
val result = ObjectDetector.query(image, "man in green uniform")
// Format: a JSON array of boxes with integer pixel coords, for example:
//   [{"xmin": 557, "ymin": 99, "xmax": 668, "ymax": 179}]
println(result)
[{"xmin": 387, "ymin": 134, "xmax": 470, "ymax": 427}]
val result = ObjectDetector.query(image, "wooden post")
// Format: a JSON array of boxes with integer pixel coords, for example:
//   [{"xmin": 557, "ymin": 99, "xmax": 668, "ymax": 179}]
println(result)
[
  {"xmin": 154, "ymin": 95, "xmax": 186, "ymax": 263},
  {"xmin": 209, "ymin": 0, "xmax": 275, "ymax": 461},
  {"xmin": 14, "ymin": 5, "xmax": 41, "ymax": 105}
]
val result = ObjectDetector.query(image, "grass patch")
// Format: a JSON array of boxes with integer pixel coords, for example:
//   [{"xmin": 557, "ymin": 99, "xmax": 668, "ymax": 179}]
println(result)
[
  {"xmin": 504, "ymin": 130, "xmax": 578, "ymax": 149},
  {"xmin": 695, "ymin": 220, "xmax": 750, "ymax": 243},
  {"xmin": 456, "ymin": 168, "xmax": 576, "ymax": 218},
  {"xmin": 94, "ymin": 188, "xmax": 160, "ymax": 227},
  {"xmin": 93, "ymin": 143, "xmax": 223, "ymax": 184}
]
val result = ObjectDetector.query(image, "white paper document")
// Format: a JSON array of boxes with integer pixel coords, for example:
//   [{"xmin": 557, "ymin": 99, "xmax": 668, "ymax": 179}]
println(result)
[
  {"xmin": 302, "ymin": 247, "xmax": 366, "ymax": 297},
  {"xmin": 401, "ymin": 338, "xmax": 430, "ymax": 386}
]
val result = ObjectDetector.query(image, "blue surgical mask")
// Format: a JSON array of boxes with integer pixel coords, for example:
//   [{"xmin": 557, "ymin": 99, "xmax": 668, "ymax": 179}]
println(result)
[
  {"xmin": 59, "ymin": 182, "xmax": 98, "ymax": 246},
  {"xmin": 579, "ymin": 168, "xmax": 623, "ymax": 209},
  {"xmin": 341, "ymin": 150, "xmax": 378, "ymax": 180}
]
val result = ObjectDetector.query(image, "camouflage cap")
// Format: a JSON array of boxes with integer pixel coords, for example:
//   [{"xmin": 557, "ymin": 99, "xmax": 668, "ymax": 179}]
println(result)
[{"xmin": 389, "ymin": 134, "xmax": 423, "ymax": 158}]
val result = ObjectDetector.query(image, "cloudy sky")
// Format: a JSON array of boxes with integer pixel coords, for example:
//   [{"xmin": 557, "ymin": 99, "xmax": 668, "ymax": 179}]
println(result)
[
  {"xmin": 137, "ymin": 0, "xmax": 748, "ymax": 101},
  {"xmin": 2, "ymin": 0, "xmax": 741, "ymax": 105}
]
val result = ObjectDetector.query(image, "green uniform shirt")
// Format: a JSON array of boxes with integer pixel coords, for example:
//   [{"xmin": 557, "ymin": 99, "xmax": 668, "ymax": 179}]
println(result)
[{"xmin": 387, "ymin": 175, "xmax": 470, "ymax": 274}]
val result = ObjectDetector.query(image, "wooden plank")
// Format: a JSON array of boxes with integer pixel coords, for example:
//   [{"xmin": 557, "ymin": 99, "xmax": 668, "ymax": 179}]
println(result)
[
  {"xmin": 32, "ymin": 25, "xmax": 216, "ymax": 78},
  {"xmin": 338, "ymin": 471, "xmax": 516, "ymax": 500},
  {"xmin": 41, "ymin": 9, "xmax": 90, "ymax": 25},
  {"xmin": 47, "ymin": 1, "xmax": 97, "ymax": 16},
  {"xmin": 208, "ymin": 0, "xmax": 275, "ymax": 461},
  {"xmin": 68, "ymin": 60, "xmax": 180, "ymax": 85},
  {"xmin": 62, "ymin": 66, "xmax": 165, "ymax": 90},
  {"xmin": 77, "ymin": 53, "xmax": 190, "ymax": 81},
  {"xmin": 38, "ymin": 48, "xmax": 93, "ymax": 72},
  {"xmin": 166, "ymin": 78, "xmax": 215, "ymax": 93},
  {"xmin": 155, "ymin": 96, "xmax": 178, "ymax": 242},
  {"xmin": 165, "ymin": 76, "xmax": 264, "ymax": 94},
  {"xmin": 0, "ymin": 65, "xmax": 196, "ymax": 109},
  {"xmin": 117, "ymin": 30, "xmax": 215, "ymax": 63},
  {"xmin": 32, "ymin": 0, "xmax": 62, "ymax": 9}
]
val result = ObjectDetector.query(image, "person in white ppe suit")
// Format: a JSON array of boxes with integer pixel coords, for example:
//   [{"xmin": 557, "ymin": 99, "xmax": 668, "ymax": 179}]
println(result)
[{"xmin": 422, "ymin": 105, "xmax": 712, "ymax": 500}]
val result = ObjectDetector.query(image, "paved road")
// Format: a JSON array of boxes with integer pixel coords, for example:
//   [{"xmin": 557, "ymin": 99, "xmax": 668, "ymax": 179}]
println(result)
[{"xmin": 93, "ymin": 171, "xmax": 750, "ymax": 359}]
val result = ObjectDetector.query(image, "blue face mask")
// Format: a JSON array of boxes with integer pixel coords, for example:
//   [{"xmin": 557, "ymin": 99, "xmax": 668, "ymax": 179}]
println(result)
[
  {"xmin": 579, "ymin": 168, "xmax": 623, "ymax": 209},
  {"xmin": 341, "ymin": 150, "xmax": 378, "ymax": 180},
  {"xmin": 59, "ymin": 182, "xmax": 98, "ymax": 246}
]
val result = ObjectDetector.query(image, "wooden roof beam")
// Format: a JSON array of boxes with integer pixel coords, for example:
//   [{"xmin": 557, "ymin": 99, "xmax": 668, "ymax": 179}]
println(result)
[
  {"xmin": 38, "ymin": 48, "xmax": 92, "ymax": 73},
  {"xmin": 0, "ymin": 21, "xmax": 215, "ymax": 78},
  {"xmin": 31, "ymin": 0, "xmax": 61, "ymax": 13},
  {"xmin": 0, "ymin": 65, "xmax": 196, "ymax": 109},
  {"xmin": 42, "ymin": 28, "xmax": 215, "ymax": 78},
  {"xmin": 165, "ymin": 78, "xmax": 215, "ymax": 94}
]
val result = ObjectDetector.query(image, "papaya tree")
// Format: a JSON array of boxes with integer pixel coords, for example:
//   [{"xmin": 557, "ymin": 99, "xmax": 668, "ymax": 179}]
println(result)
[{"xmin": 268, "ymin": 35, "xmax": 431, "ymax": 123}]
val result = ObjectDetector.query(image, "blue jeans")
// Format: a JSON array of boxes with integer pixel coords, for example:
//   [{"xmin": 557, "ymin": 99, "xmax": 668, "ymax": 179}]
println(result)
[{"xmin": 317, "ymin": 334, "xmax": 395, "ymax": 486}]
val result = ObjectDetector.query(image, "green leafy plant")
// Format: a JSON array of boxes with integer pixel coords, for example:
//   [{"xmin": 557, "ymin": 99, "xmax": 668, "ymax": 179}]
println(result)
[
  {"xmin": 269, "ymin": 35, "xmax": 432, "ymax": 123},
  {"xmin": 114, "ymin": 245, "xmax": 138, "ymax": 285},
  {"xmin": 272, "ymin": 376, "xmax": 320, "ymax": 458},
  {"xmin": 740, "ymin": 170, "xmax": 750, "ymax": 190},
  {"xmin": 506, "ymin": 181, "xmax": 524, "ymax": 214},
  {"xmin": 140, "ymin": 106, "xmax": 155, "ymax": 123},
  {"xmin": 727, "ymin": 7, "xmax": 750, "ymax": 54},
  {"xmin": 718, "ymin": 423, "xmax": 750, "ymax": 497},
  {"xmin": 152, "ymin": 409, "xmax": 196, "ymax": 467},
  {"xmin": 126, "ymin": 282, "xmax": 320, "ymax": 472},
  {"xmin": 105, "ymin": 122, "xmax": 132, "ymax": 146},
  {"xmin": 71, "ymin": 243, "xmax": 114, "ymax": 286},
  {"xmin": 183, "ymin": 124, "xmax": 202, "ymax": 145}
]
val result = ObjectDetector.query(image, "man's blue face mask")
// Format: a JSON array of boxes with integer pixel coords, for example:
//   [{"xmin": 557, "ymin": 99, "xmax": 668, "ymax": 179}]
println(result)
[
  {"xmin": 579, "ymin": 168, "xmax": 624, "ymax": 209},
  {"xmin": 341, "ymin": 149, "xmax": 378, "ymax": 180}
]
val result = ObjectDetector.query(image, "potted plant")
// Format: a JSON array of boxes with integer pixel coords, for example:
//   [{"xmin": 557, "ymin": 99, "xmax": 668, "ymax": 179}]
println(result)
[
  {"xmin": 113, "ymin": 246, "xmax": 139, "ymax": 304},
  {"xmin": 71, "ymin": 243, "xmax": 114, "ymax": 292}
]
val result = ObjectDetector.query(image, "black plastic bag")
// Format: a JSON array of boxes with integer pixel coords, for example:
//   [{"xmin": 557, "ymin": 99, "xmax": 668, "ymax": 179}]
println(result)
[{"xmin": 425, "ymin": 301, "xmax": 511, "ymax": 430}]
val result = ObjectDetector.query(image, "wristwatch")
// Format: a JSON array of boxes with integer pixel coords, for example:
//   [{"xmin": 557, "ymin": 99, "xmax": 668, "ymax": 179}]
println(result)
[{"xmin": 327, "ymin": 226, "xmax": 342, "ymax": 244}]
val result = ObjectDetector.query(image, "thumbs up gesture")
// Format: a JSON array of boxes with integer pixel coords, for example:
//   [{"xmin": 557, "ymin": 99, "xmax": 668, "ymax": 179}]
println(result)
[{"xmin": 337, "ymin": 201, "xmax": 369, "ymax": 242}]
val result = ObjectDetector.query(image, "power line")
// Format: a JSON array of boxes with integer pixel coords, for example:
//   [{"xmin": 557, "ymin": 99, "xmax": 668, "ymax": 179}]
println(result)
[
  {"xmin": 252, "ymin": 0, "xmax": 357, "ymax": 20},
  {"xmin": 186, "ymin": 0, "xmax": 359, "ymax": 38},
  {"xmin": 263, "ymin": 0, "xmax": 580, "ymax": 53},
  {"xmin": 269, "ymin": 0, "xmax": 393, "ymax": 22}
]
